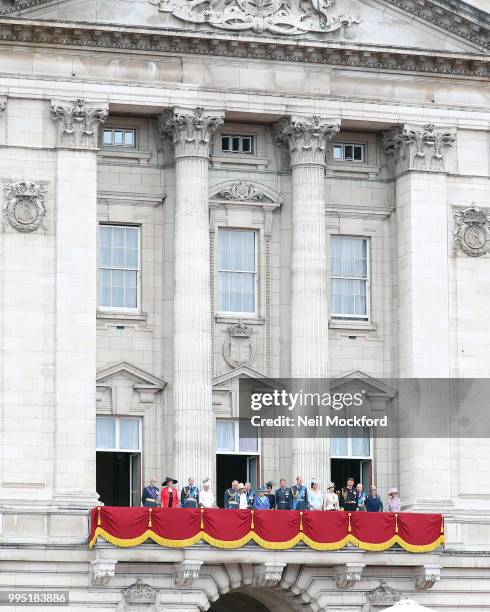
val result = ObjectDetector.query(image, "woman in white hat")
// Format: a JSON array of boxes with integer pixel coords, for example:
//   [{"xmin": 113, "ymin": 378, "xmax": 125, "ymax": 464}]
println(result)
[
  {"xmin": 388, "ymin": 487, "xmax": 401, "ymax": 512},
  {"xmin": 238, "ymin": 483, "xmax": 248, "ymax": 509},
  {"xmin": 199, "ymin": 478, "xmax": 215, "ymax": 509},
  {"xmin": 323, "ymin": 482, "xmax": 340, "ymax": 511},
  {"xmin": 308, "ymin": 478, "xmax": 324, "ymax": 511}
]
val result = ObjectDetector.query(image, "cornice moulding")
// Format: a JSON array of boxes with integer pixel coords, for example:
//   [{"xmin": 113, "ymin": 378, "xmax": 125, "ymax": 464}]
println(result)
[{"xmin": 0, "ymin": 18, "xmax": 488, "ymax": 78}]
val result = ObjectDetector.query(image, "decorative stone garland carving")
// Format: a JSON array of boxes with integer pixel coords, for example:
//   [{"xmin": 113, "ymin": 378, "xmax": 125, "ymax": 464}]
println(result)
[
  {"xmin": 3, "ymin": 180, "xmax": 47, "ymax": 233},
  {"xmin": 50, "ymin": 99, "xmax": 108, "ymax": 149},
  {"xmin": 216, "ymin": 180, "xmax": 267, "ymax": 202},
  {"xmin": 158, "ymin": 107, "xmax": 224, "ymax": 159},
  {"xmin": 454, "ymin": 205, "xmax": 490, "ymax": 257},
  {"xmin": 275, "ymin": 115, "xmax": 340, "ymax": 166},
  {"xmin": 383, "ymin": 123, "xmax": 455, "ymax": 173},
  {"xmin": 151, "ymin": 0, "xmax": 361, "ymax": 36},
  {"xmin": 122, "ymin": 577, "xmax": 157, "ymax": 603},
  {"xmin": 367, "ymin": 580, "xmax": 402, "ymax": 604},
  {"xmin": 334, "ymin": 562, "xmax": 365, "ymax": 589}
]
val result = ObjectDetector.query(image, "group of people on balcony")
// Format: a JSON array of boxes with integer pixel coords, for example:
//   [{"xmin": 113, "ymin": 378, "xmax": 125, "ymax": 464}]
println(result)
[{"xmin": 142, "ymin": 475, "xmax": 402, "ymax": 512}]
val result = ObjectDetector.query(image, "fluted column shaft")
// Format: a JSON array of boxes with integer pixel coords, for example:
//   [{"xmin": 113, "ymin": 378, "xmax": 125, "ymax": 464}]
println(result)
[
  {"xmin": 276, "ymin": 115, "xmax": 340, "ymax": 485},
  {"xmin": 159, "ymin": 108, "xmax": 224, "ymax": 486}
]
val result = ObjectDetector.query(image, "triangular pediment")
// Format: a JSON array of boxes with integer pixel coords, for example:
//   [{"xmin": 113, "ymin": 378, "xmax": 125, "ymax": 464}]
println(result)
[
  {"xmin": 2, "ymin": 0, "xmax": 487, "ymax": 54},
  {"xmin": 96, "ymin": 361, "xmax": 166, "ymax": 390},
  {"xmin": 213, "ymin": 365, "xmax": 277, "ymax": 388},
  {"xmin": 330, "ymin": 370, "xmax": 397, "ymax": 398}
]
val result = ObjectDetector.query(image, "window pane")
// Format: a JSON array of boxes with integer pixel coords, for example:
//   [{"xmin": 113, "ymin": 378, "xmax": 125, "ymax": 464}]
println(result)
[
  {"xmin": 229, "ymin": 272, "xmax": 242, "ymax": 312},
  {"xmin": 218, "ymin": 229, "xmax": 231, "ymax": 269},
  {"xmin": 330, "ymin": 426, "xmax": 348, "ymax": 456},
  {"xmin": 103, "ymin": 130, "xmax": 113, "ymax": 145},
  {"xmin": 219, "ymin": 271, "xmax": 230, "ymax": 311},
  {"xmin": 239, "ymin": 420, "xmax": 258, "ymax": 452},
  {"xmin": 241, "ymin": 137, "xmax": 251, "ymax": 153},
  {"xmin": 96, "ymin": 417, "xmax": 115, "ymax": 449},
  {"xmin": 352, "ymin": 428, "xmax": 370, "ymax": 456},
  {"xmin": 333, "ymin": 144, "xmax": 342, "ymax": 160},
  {"xmin": 354, "ymin": 145, "xmax": 363, "ymax": 161},
  {"xmin": 124, "ymin": 271, "xmax": 138, "ymax": 308},
  {"xmin": 344, "ymin": 145, "xmax": 353, "ymax": 160},
  {"xmin": 232, "ymin": 137, "xmax": 240, "ymax": 152},
  {"xmin": 221, "ymin": 136, "xmax": 230, "ymax": 151},
  {"xmin": 124, "ymin": 130, "xmax": 134, "ymax": 146},
  {"xmin": 216, "ymin": 420, "xmax": 235, "ymax": 452},
  {"xmin": 120, "ymin": 419, "xmax": 139, "ymax": 450},
  {"xmin": 242, "ymin": 273, "xmax": 255, "ymax": 312},
  {"xmin": 113, "ymin": 130, "xmax": 123, "ymax": 145}
]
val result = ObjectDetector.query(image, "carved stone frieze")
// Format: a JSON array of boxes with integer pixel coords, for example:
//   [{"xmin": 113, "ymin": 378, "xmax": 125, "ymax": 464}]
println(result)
[
  {"xmin": 334, "ymin": 562, "xmax": 365, "ymax": 589},
  {"xmin": 275, "ymin": 115, "xmax": 340, "ymax": 167},
  {"xmin": 383, "ymin": 123, "xmax": 455, "ymax": 174},
  {"xmin": 454, "ymin": 205, "xmax": 490, "ymax": 257},
  {"xmin": 151, "ymin": 0, "xmax": 361, "ymax": 36},
  {"xmin": 3, "ymin": 180, "xmax": 47, "ymax": 233},
  {"xmin": 122, "ymin": 577, "xmax": 157, "ymax": 604},
  {"xmin": 173, "ymin": 560, "xmax": 203, "ymax": 587},
  {"xmin": 253, "ymin": 562, "xmax": 286, "ymax": 587},
  {"xmin": 367, "ymin": 580, "xmax": 402, "ymax": 604},
  {"xmin": 50, "ymin": 99, "xmax": 108, "ymax": 149},
  {"xmin": 158, "ymin": 107, "xmax": 224, "ymax": 159},
  {"xmin": 0, "ymin": 22, "xmax": 487, "ymax": 78},
  {"xmin": 414, "ymin": 564, "xmax": 441, "ymax": 590}
]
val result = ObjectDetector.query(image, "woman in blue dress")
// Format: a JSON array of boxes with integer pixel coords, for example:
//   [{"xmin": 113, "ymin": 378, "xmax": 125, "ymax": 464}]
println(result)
[{"xmin": 253, "ymin": 486, "xmax": 270, "ymax": 510}]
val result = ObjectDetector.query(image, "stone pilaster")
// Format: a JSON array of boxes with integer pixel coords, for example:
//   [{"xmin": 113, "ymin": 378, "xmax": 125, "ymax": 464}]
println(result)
[
  {"xmin": 158, "ymin": 107, "xmax": 224, "ymax": 486},
  {"xmin": 50, "ymin": 99, "xmax": 108, "ymax": 507},
  {"xmin": 275, "ymin": 115, "xmax": 340, "ymax": 485},
  {"xmin": 383, "ymin": 123, "xmax": 455, "ymax": 511}
]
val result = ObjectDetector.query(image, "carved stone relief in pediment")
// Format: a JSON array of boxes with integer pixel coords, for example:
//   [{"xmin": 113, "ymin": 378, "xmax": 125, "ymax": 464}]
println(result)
[{"xmin": 150, "ymin": 0, "xmax": 361, "ymax": 36}]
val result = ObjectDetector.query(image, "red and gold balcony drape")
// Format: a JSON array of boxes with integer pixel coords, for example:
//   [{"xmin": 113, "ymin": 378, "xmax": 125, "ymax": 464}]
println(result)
[{"xmin": 89, "ymin": 507, "xmax": 444, "ymax": 552}]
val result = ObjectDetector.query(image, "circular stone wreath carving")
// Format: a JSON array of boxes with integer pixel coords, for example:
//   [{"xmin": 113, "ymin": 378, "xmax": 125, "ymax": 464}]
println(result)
[{"xmin": 4, "ymin": 180, "xmax": 47, "ymax": 233}]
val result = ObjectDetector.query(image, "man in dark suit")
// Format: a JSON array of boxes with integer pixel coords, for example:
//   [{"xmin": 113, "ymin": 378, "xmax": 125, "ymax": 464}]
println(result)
[
  {"xmin": 275, "ymin": 478, "xmax": 292, "ymax": 510},
  {"xmin": 141, "ymin": 478, "xmax": 159, "ymax": 507}
]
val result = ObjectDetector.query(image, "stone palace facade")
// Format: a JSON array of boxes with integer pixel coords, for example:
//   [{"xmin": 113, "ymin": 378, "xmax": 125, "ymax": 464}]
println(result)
[{"xmin": 0, "ymin": 0, "xmax": 490, "ymax": 609}]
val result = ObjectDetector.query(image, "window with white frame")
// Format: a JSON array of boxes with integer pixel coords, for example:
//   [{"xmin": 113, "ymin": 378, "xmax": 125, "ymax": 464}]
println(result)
[
  {"xmin": 331, "ymin": 236, "xmax": 369, "ymax": 320},
  {"xmin": 99, "ymin": 225, "xmax": 140, "ymax": 310},
  {"xmin": 103, "ymin": 128, "xmax": 136, "ymax": 147},
  {"xmin": 218, "ymin": 229, "xmax": 257, "ymax": 315},
  {"xmin": 333, "ymin": 143, "xmax": 365, "ymax": 162},
  {"xmin": 221, "ymin": 134, "xmax": 254, "ymax": 154},
  {"xmin": 96, "ymin": 416, "xmax": 141, "ymax": 451},
  {"xmin": 216, "ymin": 419, "xmax": 259, "ymax": 454},
  {"xmin": 330, "ymin": 426, "xmax": 371, "ymax": 458}
]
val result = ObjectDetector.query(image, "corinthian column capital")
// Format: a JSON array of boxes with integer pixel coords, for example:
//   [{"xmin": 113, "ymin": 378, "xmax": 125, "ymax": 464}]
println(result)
[
  {"xmin": 382, "ymin": 123, "xmax": 456, "ymax": 174},
  {"xmin": 50, "ymin": 98, "xmax": 108, "ymax": 149},
  {"xmin": 158, "ymin": 106, "xmax": 224, "ymax": 160},
  {"xmin": 274, "ymin": 115, "xmax": 340, "ymax": 167}
]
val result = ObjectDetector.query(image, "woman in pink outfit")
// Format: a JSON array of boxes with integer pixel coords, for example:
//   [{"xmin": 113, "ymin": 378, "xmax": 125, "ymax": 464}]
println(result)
[{"xmin": 388, "ymin": 487, "xmax": 401, "ymax": 512}]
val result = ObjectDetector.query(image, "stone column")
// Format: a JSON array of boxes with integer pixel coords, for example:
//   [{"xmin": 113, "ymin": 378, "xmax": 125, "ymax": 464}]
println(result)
[
  {"xmin": 383, "ymin": 123, "xmax": 456, "ymax": 511},
  {"xmin": 159, "ymin": 107, "xmax": 224, "ymax": 486},
  {"xmin": 275, "ymin": 115, "xmax": 340, "ymax": 485},
  {"xmin": 50, "ymin": 99, "xmax": 108, "ymax": 507}
]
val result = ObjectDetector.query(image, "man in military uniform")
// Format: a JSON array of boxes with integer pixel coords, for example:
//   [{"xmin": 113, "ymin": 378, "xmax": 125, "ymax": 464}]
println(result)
[
  {"xmin": 224, "ymin": 479, "xmax": 240, "ymax": 509},
  {"xmin": 291, "ymin": 476, "xmax": 309, "ymax": 511},
  {"xmin": 275, "ymin": 478, "xmax": 292, "ymax": 510},
  {"xmin": 181, "ymin": 477, "xmax": 200, "ymax": 508},
  {"xmin": 141, "ymin": 478, "xmax": 159, "ymax": 507},
  {"xmin": 339, "ymin": 477, "xmax": 358, "ymax": 512}
]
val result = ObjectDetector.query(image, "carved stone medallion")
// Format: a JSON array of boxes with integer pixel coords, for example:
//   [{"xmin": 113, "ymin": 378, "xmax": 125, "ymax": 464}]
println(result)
[
  {"xmin": 151, "ymin": 0, "xmax": 361, "ymax": 36},
  {"xmin": 454, "ymin": 205, "xmax": 490, "ymax": 257},
  {"xmin": 3, "ymin": 180, "xmax": 47, "ymax": 233}
]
